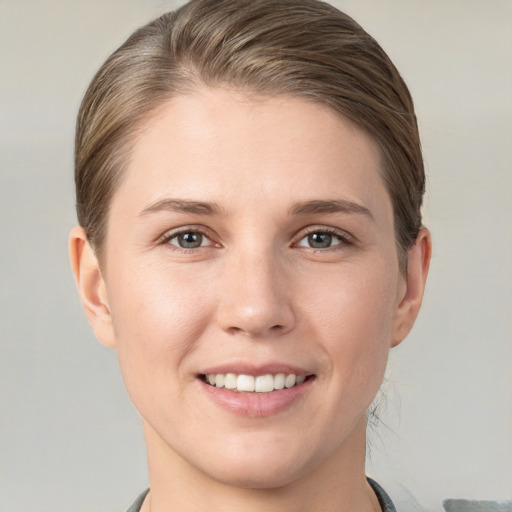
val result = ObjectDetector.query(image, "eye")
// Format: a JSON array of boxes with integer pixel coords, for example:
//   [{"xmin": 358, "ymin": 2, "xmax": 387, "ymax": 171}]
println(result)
[
  {"xmin": 296, "ymin": 230, "xmax": 348, "ymax": 249},
  {"xmin": 166, "ymin": 230, "xmax": 212, "ymax": 249}
]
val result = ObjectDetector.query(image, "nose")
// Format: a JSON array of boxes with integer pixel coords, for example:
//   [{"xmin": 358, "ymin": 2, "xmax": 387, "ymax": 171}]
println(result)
[{"xmin": 216, "ymin": 248, "xmax": 296, "ymax": 338}]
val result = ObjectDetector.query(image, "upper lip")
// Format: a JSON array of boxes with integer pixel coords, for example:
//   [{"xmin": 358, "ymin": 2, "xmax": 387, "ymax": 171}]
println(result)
[{"xmin": 199, "ymin": 362, "xmax": 313, "ymax": 377}]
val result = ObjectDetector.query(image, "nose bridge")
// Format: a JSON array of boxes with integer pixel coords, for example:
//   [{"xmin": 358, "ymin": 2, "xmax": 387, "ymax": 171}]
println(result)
[{"xmin": 216, "ymin": 241, "xmax": 295, "ymax": 337}]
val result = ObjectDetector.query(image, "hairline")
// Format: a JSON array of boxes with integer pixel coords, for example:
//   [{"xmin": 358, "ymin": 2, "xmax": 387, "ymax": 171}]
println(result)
[{"xmin": 94, "ymin": 82, "xmax": 409, "ymax": 273}]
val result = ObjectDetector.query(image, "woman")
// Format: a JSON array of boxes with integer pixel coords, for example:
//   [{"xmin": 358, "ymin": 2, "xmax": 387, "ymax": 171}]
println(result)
[{"xmin": 69, "ymin": 0, "xmax": 431, "ymax": 511}]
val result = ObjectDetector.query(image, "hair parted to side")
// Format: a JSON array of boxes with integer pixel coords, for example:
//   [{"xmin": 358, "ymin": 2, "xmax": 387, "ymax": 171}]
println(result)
[{"xmin": 75, "ymin": 0, "xmax": 425, "ymax": 269}]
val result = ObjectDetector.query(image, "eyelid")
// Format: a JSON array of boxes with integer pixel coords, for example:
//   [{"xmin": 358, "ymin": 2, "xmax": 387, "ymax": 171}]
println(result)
[
  {"xmin": 155, "ymin": 224, "xmax": 354, "ymax": 250},
  {"xmin": 293, "ymin": 225, "xmax": 355, "ymax": 248},
  {"xmin": 157, "ymin": 225, "xmax": 220, "ymax": 248}
]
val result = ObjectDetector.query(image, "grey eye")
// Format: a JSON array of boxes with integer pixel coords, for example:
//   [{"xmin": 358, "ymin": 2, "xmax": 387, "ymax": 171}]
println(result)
[
  {"xmin": 307, "ymin": 232, "xmax": 333, "ymax": 248},
  {"xmin": 297, "ymin": 231, "xmax": 344, "ymax": 249},
  {"xmin": 172, "ymin": 232, "xmax": 205, "ymax": 248}
]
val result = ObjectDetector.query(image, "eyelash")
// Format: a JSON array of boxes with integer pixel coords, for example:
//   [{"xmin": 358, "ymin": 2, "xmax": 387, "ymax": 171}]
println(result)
[
  {"xmin": 158, "ymin": 226, "xmax": 218, "ymax": 252},
  {"xmin": 157, "ymin": 226, "xmax": 354, "ymax": 252},
  {"xmin": 295, "ymin": 227, "xmax": 354, "ymax": 251}
]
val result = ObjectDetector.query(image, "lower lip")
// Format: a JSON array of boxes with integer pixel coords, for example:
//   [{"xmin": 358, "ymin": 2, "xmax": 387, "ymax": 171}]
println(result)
[{"xmin": 199, "ymin": 378, "xmax": 314, "ymax": 418}]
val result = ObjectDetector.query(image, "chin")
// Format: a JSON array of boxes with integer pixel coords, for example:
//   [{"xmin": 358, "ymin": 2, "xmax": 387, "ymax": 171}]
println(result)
[
  {"xmin": 202, "ymin": 459, "xmax": 308, "ymax": 490},
  {"xmin": 190, "ymin": 433, "xmax": 325, "ymax": 490}
]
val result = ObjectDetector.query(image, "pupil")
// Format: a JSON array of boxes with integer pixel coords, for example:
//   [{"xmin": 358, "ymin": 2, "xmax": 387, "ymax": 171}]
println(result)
[
  {"xmin": 308, "ymin": 233, "xmax": 332, "ymax": 248},
  {"xmin": 179, "ymin": 232, "xmax": 202, "ymax": 248}
]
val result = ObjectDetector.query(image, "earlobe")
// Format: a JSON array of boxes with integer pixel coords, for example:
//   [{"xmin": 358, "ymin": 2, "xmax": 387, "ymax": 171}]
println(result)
[
  {"xmin": 69, "ymin": 226, "xmax": 116, "ymax": 348},
  {"xmin": 391, "ymin": 227, "xmax": 432, "ymax": 347}
]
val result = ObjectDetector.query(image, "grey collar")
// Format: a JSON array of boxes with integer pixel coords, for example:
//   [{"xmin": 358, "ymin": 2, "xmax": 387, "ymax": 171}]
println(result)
[{"xmin": 127, "ymin": 478, "xmax": 396, "ymax": 512}]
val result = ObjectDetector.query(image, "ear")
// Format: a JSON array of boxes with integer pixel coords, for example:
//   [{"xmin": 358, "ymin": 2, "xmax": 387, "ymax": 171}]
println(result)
[
  {"xmin": 69, "ymin": 226, "xmax": 116, "ymax": 348},
  {"xmin": 391, "ymin": 227, "xmax": 432, "ymax": 347}
]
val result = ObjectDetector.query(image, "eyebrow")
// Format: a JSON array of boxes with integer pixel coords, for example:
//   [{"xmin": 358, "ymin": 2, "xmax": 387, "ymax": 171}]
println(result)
[
  {"xmin": 289, "ymin": 199, "xmax": 374, "ymax": 220},
  {"xmin": 139, "ymin": 197, "xmax": 373, "ymax": 220},
  {"xmin": 139, "ymin": 198, "xmax": 224, "ymax": 217}
]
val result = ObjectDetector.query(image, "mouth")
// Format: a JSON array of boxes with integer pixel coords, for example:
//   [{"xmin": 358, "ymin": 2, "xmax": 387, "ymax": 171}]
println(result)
[{"xmin": 200, "ymin": 372, "xmax": 313, "ymax": 393}]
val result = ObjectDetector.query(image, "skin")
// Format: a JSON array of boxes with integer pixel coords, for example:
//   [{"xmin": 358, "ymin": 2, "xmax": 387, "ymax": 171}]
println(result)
[{"xmin": 70, "ymin": 87, "xmax": 431, "ymax": 512}]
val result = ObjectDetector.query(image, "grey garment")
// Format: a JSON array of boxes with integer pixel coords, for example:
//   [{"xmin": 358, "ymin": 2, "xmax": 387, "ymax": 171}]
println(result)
[
  {"xmin": 368, "ymin": 477, "xmax": 397, "ymax": 512},
  {"xmin": 126, "ymin": 478, "xmax": 396, "ymax": 512},
  {"xmin": 126, "ymin": 489, "xmax": 149, "ymax": 512},
  {"xmin": 444, "ymin": 500, "xmax": 512, "ymax": 512}
]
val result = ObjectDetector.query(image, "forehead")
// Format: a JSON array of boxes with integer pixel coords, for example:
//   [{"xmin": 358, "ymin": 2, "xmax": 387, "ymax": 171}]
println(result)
[{"xmin": 113, "ymin": 87, "xmax": 391, "ymax": 221}]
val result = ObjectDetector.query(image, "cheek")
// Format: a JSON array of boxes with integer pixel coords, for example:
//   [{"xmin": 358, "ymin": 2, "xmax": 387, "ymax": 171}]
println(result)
[
  {"xmin": 304, "ymin": 261, "xmax": 398, "ymax": 394},
  {"xmin": 107, "ymin": 260, "xmax": 214, "ymax": 385},
  {"xmin": 306, "ymin": 257, "xmax": 398, "ymax": 337}
]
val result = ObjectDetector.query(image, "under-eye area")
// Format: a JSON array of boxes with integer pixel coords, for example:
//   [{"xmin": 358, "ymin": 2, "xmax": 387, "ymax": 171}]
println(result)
[{"xmin": 200, "ymin": 373, "xmax": 315, "ymax": 393}]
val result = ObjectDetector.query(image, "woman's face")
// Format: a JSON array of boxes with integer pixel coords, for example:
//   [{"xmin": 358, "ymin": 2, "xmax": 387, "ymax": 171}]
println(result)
[{"xmin": 88, "ymin": 88, "xmax": 419, "ymax": 488}]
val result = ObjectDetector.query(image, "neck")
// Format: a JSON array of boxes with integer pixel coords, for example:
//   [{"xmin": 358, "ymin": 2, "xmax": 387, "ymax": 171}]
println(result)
[{"xmin": 142, "ymin": 417, "xmax": 380, "ymax": 512}]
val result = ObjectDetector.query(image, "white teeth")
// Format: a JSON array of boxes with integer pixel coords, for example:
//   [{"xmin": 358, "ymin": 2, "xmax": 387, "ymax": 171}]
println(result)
[
  {"xmin": 274, "ymin": 373, "xmax": 285, "ymax": 389},
  {"xmin": 285, "ymin": 374, "xmax": 296, "ymax": 388},
  {"xmin": 224, "ymin": 373, "xmax": 237, "ymax": 389},
  {"xmin": 204, "ymin": 372, "xmax": 307, "ymax": 392},
  {"xmin": 255, "ymin": 374, "xmax": 274, "ymax": 393},
  {"xmin": 215, "ymin": 374, "xmax": 225, "ymax": 388},
  {"xmin": 237, "ymin": 374, "xmax": 255, "ymax": 392}
]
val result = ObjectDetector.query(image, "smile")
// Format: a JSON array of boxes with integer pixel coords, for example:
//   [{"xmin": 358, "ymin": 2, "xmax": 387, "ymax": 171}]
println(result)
[
  {"xmin": 198, "ymin": 370, "xmax": 315, "ymax": 417},
  {"xmin": 202, "ymin": 373, "xmax": 308, "ymax": 393}
]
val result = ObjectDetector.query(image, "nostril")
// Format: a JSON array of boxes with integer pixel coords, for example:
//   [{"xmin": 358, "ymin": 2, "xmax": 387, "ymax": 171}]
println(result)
[{"xmin": 227, "ymin": 323, "xmax": 286, "ymax": 337}]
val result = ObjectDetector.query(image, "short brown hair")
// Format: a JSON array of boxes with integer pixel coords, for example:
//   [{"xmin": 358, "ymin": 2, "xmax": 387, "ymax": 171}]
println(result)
[{"xmin": 75, "ymin": 0, "xmax": 424, "ymax": 269}]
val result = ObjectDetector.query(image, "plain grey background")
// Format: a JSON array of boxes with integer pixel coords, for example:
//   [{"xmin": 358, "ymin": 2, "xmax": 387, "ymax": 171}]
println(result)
[{"xmin": 1, "ymin": 1, "xmax": 511, "ymax": 511}]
